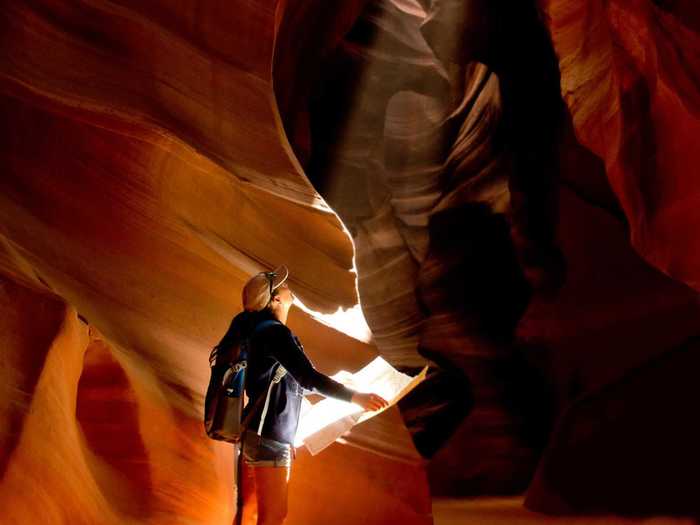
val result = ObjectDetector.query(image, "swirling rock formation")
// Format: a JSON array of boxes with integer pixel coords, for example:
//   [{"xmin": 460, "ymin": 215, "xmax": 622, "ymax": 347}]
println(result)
[
  {"xmin": 305, "ymin": 0, "xmax": 563, "ymax": 493},
  {"xmin": 0, "ymin": 1, "xmax": 429, "ymax": 524},
  {"xmin": 1, "ymin": 0, "xmax": 700, "ymax": 522},
  {"xmin": 541, "ymin": 0, "xmax": 700, "ymax": 291},
  {"xmin": 526, "ymin": 0, "xmax": 700, "ymax": 514}
]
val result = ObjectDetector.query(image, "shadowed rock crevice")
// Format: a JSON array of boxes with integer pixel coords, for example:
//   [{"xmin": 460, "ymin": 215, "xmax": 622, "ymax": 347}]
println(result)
[
  {"xmin": 76, "ymin": 335, "xmax": 154, "ymax": 518},
  {"xmin": 303, "ymin": 0, "xmax": 564, "ymax": 494}
]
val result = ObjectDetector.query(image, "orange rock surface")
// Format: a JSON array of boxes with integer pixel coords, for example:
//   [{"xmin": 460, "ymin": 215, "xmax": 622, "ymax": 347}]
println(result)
[
  {"xmin": 2, "ymin": 0, "xmax": 700, "ymax": 521},
  {"xmin": 540, "ymin": 0, "xmax": 700, "ymax": 290},
  {"xmin": 0, "ymin": 1, "xmax": 429, "ymax": 524}
]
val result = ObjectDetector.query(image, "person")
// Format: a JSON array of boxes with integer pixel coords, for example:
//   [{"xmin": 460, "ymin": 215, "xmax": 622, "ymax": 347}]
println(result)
[{"xmin": 223, "ymin": 265, "xmax": 389, "ymax": 525}]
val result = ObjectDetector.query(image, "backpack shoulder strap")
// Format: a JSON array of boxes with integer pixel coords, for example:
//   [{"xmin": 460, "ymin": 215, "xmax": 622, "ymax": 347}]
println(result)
[{"xmin": 243, "ymin": 319, "xmax": 286, "ymax": 436}]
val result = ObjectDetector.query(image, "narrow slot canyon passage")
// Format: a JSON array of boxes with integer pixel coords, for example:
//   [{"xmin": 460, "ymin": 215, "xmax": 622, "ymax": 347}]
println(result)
[{"xmin": 1, "ymin": 0, "xmax": 699, "ymax": 523}]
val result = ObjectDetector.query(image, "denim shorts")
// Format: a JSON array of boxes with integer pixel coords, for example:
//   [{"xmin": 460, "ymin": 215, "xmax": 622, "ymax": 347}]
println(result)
[{"xmin": 241, "ymin": 431, "xmax": 293, "ymax": 468}]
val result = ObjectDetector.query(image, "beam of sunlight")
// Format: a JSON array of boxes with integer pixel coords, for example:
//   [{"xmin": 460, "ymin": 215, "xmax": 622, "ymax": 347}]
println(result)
[{"xmin": 293, "ymin": 296, "xmax": 373, "ymax": 343}]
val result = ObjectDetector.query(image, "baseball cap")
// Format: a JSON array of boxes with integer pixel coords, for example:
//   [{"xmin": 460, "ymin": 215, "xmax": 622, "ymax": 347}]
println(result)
[{"xmin": 241, "ymin": 265, "xmax": 289, "ymax": 311}]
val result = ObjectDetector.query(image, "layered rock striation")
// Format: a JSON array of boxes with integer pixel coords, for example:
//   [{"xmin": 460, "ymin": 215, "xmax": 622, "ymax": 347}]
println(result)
[{"xmin": 1, "ymin": 0, "xmax": 700, "ymax": 521}]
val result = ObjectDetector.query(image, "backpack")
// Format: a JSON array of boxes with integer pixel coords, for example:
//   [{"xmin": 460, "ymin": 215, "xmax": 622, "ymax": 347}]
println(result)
[{"xmin": 204, "ymin": 318, "xmax": 281, "ymax": 443}]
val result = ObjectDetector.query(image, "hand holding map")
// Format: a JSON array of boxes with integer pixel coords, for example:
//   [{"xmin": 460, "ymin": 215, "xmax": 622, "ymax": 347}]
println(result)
[{"xmin": 294, "ymin": 357, "xmax": 428, "ymax": 454}]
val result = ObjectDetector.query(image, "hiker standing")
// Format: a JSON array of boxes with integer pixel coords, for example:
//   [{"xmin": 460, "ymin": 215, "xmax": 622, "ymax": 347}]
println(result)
[{"xmin": 226, "ymin": 265, "xmax": 388, "ymax": 525}]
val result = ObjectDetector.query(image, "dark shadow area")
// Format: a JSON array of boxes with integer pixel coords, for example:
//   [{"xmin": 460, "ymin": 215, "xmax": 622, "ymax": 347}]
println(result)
[
  {"xmin": 398, "ymin": 366, "xmax": 474, "ymax": 458},
  {"xmin": 526, "ymin": 335, "xmax": 700, "ymax": 516}
]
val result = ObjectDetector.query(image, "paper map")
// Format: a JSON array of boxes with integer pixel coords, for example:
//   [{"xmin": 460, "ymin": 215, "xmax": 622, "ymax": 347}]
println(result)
[{"xmin": 293, "ymin": 357, "xmax": 428, "ymax": 455}]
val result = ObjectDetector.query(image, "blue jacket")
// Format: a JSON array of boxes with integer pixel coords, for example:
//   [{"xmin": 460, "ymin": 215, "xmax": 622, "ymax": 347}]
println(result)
[{"xmin": 238, "ymin": 311, "xmax": 355, "ymax": 445}]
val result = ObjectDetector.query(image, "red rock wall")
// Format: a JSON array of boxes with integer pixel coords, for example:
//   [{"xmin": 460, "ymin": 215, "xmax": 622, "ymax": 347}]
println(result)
[
  {"xmin": 540, "ymin": 0, "xmax": 700, "ymax": 290},
  {"xmin": 517, "ymin": 0, "xmax": 700, "ymax": 513},
  {"xmin": 2, "ymin": 0, "xmax": 700, "ymax": 519},
  {"xmin": 301, "ymin": 0, "xmax": 700, "ymax": 512},
  {"xmin": 0, "ymin": 1, "xmax": 431, "ymax": 524}
]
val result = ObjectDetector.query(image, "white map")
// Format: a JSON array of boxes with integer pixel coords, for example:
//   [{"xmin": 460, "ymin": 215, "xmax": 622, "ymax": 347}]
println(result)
[{"xmin": 294, "ymin": 357, "xmax": 428, "ymax": 455}]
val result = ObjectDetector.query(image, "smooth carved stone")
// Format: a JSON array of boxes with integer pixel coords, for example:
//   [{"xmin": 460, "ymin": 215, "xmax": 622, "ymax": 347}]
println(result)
[
  {"xmin": 0, "ymin": 1, "xmax": 432, "ymax": 524},
  {"xmin": 308, "ymin": 0, "xmax": 563, "ymax": 493},
  {"xmin": 2, "ymin": 0, "xmax": 700, "ymax": 519},
  {"xmin": 539, "ymin": 0, "xmax": 700, "ymax": 291}
]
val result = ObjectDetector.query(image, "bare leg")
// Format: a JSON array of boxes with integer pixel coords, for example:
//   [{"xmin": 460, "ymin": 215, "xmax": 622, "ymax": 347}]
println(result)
[
  {"xmin": 239, "ymin": 460, "xmax": 258, "ymax": 525},
  {"xmin": 253, "ymin": 466, "xmax": 290, "ymax": 525}
]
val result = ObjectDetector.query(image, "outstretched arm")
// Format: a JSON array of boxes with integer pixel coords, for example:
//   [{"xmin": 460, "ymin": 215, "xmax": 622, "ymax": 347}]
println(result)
[
  {"xmin": 268, "ymin": 326, "xmax": 354, "ymax": 402},
  {"xmin": 268, "ymin": 327, "xmax": 388, "ymax": 411}
]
